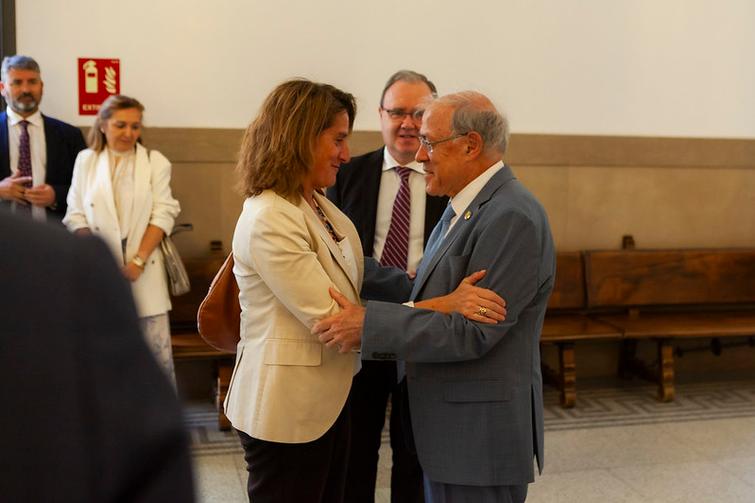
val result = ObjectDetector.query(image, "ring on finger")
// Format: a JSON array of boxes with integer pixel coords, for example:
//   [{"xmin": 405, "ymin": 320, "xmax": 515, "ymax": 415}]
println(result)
[{"xmin": 477, "ymin": 306, "xmax": 487, "ymax": 316}]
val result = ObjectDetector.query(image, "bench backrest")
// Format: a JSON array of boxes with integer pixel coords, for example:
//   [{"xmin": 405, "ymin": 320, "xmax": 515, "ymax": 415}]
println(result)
[
  {"xmin": 584, "ymin": 249, "xmax": 755, "ymax": 308},
  {"xmin": 170, "ymin": 254, "xmax": 226, "ymax": 331},
  {"xmin": 547, "ymin": 252, "xmax": 586, "ymax": 310}
]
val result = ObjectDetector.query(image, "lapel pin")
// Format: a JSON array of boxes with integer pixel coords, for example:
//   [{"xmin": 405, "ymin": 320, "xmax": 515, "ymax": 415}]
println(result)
[{"xmin": 464, "ymin": 210, "xmax": 472, "ymax": 220}]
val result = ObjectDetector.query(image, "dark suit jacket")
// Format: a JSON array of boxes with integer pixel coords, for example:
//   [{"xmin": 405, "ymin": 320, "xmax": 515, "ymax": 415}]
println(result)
[
  {"xmin": 0, "ymin": 111, "xmax": 87, "ymax": 218},
  {"xmin": 361, "ymin": 166, "xmax": 555, "ymax": 487},
  {"xmin": 326, "ymin": 147, "xmax": 448, "ymax": 256},
  {"xmin": 0, "ymin": 209, "xmax": 195, "ymax": 502}
]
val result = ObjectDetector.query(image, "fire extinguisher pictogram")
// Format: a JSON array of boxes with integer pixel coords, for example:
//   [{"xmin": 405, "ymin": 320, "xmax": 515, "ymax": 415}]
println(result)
[{"xmin": 83, "ymin": 60, "xmax": 98, "ymax": 93}]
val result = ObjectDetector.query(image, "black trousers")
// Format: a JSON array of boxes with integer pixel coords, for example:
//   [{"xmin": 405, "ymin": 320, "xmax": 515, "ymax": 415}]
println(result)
[
  {"xmin": 344, "ymin": 361, "xmax": 424, "ymax": 503},
  {"xmin": 236, "ymin": 400, "xmax": 351, "ymax": 503}
]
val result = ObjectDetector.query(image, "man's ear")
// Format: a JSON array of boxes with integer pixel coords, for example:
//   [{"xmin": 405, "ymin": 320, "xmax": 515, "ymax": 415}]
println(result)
[{"xmin": 466, "ymin": 131, "xmax": 483, "ymax": 156}]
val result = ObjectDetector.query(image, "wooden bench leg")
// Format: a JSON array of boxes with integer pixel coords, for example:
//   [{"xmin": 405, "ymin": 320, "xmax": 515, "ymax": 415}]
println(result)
[
  {"xmin": 216, "ymin": 362, "xmax": 232, "ymax": 431},
  {"xmin": 657, "ymin": 339, "xmax": 675, "ymax": 402},
  {"xmin": 617, "ymin": 339, "xmax": 638, "ymax": 379},
  {"xmin": 558, "ymin": 343, "xmax": 576, "ymax": 408}
]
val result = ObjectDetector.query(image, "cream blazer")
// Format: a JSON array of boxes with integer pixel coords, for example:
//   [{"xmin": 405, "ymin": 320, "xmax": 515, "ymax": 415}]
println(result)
[
  {"xmin": 63, "ymin": 144, "xmax": 180, "ymax": 317},
  {"xmin": 224, "ymin": 190, "xmax": 364, "ymax": 443}
]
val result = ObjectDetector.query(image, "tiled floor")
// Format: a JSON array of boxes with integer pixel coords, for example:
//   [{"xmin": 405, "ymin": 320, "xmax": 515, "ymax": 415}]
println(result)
[{"xmin": 188, "ymin": 379, "xmax": 755, "ymax": 502}]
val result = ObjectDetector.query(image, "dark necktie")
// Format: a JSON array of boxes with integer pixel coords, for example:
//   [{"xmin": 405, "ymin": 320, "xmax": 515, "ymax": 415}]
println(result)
[
  {"xmin": 18, "ymin": 120, "xmax": 33, "ymax": 188},
  {"xmin": 380, "ymin": 166, "xmax": 411, "ymax": 270}
]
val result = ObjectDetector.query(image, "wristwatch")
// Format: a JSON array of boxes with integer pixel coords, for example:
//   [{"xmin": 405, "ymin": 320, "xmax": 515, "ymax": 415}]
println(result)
[{"xmin": 131, "ymin": 255, "xmax": 146, "ymax": 269}]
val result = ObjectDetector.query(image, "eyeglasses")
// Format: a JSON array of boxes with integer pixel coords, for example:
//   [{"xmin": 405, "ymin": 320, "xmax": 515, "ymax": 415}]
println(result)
[
  {"xmin": 418, "ymin": 132, "xmax": 468, "ymax": 154},
  {"xmin": 380, "ymin": 107, "xmax": 424, "ymax": 122}
]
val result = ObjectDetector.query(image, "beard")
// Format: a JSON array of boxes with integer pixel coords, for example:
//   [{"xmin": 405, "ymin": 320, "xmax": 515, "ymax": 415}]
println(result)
[{"xmin": 9, "ymin": 94, "xmax": 39, "ymax": 114}]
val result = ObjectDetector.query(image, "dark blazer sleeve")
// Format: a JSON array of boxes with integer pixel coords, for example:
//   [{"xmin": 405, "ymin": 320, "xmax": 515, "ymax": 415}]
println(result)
[
  {"xmin": 43, "ymin": 116, "xmax": 87, "ymax": 216},
  {"xmin": 0, "ymin": 112, "xmax": 9, "ymax": 178},
  {"xmin": 361, "ymin": 256, "xmax": 414, "ymax": 302}
]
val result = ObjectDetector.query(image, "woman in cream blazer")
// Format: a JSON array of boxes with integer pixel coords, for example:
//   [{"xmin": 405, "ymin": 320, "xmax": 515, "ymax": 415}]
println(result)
[
  {"xmin": 227, "ymin": 190, "xmax": 362, "ymax": 444},
  {"xmin": 63, "ymin": 95, "xmax": 180, "ymax": 380},
  {"xmin": 225, "ymin": 80, "xmax": 362, "ymax": 503}
]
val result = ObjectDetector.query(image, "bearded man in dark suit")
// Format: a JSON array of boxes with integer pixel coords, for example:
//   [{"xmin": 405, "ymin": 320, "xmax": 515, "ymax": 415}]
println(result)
[{"xmin": 0, "ymin": 55, "xmax": 86, "ymax": 222}]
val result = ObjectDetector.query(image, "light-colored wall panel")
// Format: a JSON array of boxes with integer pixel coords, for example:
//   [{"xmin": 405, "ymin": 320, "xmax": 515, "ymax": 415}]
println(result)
[
  {"xmin": 151, "ymin": 129, "xmax": 755, "ymax": 258},
  {"xmin": 169, "ymin": 162, "xmax": 241, "ymax": 258},
  {"xmin": 507, "ymin": 134, "xmax": 755, "ymax": 168},
  {"xmin": 513, "ymin": 166, "xmax": 571, "ymax": 249},
  {"xmin": 563, "ymin": 166, "xmax": 755, "ymax": 250},
  {"xmin": 220, "ymin": 166, "xmax": 245, "ymax": 254},
  {"xmin": 142, "ymin": 129, "xmax": 243, "ymax": 163}
]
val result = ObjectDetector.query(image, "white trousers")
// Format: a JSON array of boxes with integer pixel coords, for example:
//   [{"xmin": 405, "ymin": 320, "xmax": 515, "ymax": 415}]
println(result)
[{"xmin": 139, "ymin": 313, "xmax": 175, "ymax": 387}]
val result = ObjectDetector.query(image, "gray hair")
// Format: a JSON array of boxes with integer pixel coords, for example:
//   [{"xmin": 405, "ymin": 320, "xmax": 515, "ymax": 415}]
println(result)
[
  {"xmin": 432, "ymin": 91, "xmax": 510, "ymax": 155},
  {"xmin": 380, "ymin": 69, "xmax": 438, "ymax": 107},
  {"xmin": 1, "ymin": 55, "xmax": 41, "ymax": 82}
]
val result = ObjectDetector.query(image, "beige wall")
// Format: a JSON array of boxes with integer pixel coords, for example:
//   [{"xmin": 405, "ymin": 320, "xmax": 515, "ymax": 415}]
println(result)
[
  {"xmin": 142, "ymin": 129, "xmax": 755, "ymax": 258},
  {"xmin": 509, "ymin": 135, "xmax": 755, "ymax": 251}
]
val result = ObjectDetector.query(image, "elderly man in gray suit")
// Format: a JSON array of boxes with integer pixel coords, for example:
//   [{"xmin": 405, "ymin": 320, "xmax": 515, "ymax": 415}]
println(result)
[{"xmin": 313, "ymin": 91, "xmax": 555, "ymax": 503}]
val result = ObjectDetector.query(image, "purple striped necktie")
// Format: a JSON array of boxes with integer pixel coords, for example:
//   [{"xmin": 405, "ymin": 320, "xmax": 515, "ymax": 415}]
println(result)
[
  {"xmin": 380, "ymin": 166, "xmax": 412, "ymax": 270},
  {"xmin": 18, "ymin": 120, "xmax": 33, "ymax": 188}
]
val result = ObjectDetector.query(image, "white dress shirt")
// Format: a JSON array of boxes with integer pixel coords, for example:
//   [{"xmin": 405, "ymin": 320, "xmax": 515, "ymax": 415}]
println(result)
[
  {"xmin": 6, "ymin": 107, "xmax": 47, "ymax": 221},
  {"xmin": 372, "ymin": 147, "xmax": 428, "ymax": 273}
]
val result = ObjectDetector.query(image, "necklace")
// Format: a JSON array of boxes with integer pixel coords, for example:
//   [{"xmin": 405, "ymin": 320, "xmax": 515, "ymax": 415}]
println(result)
[{"xmin": 312, "ymin": 199, "xmax": 340, "ymax": 242}]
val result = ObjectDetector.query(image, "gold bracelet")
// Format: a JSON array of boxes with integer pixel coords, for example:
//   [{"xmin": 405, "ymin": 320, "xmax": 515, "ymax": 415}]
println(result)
[{"xmin": 131, "ymin": 255, "xmax": 146, "ymax": 269}]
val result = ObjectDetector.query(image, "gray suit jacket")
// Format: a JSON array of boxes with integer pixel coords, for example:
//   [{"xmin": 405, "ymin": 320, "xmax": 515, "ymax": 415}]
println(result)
[{"xmin": 361, "ymin": 165, "xmax": 555, "ymax": 487}]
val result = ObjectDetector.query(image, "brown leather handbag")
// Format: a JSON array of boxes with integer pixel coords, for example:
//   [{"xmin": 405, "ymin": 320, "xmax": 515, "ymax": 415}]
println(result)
[{"xmin": 197, "ymin": 253, "xmax": 241, "ymax": 353}]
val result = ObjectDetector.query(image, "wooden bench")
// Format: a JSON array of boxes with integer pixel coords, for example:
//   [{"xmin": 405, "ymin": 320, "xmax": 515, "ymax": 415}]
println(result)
[
  {"xmin": 585, "ymin": 249, "xmax": 755, "ymax": 402},
  {"xmin": 540, "ymin": 252, "xmax": 622, "ymax": 407},
  {"xmin": 170, "ymin": 253, "xmax": 235, "ymax": 430}
]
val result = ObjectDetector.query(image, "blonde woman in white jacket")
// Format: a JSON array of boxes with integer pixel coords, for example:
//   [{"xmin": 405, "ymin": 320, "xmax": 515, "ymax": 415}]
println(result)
[{"xmin": 63, "ymin": 95, "xmax": 180, "ymax": 382}]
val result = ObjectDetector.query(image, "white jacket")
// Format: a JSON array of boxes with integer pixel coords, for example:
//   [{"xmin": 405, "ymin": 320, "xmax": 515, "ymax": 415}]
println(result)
[
  {"xmin": 224, "ymin": 190, "xmax": 363, "ymax": 443},
  {"xmin": 63, "ymin": 144, "xmax": 180, "ymax": 317}
]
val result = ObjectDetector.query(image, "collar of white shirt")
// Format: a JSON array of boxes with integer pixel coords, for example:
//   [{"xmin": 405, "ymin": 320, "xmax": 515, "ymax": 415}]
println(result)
[
  {"xmin": 382, "ymin": 147, "xmax": 425, "ymax": 175},
  {"xmin": 448, "ymin": 160, "xmax": 505, "ymax": 229},
  {"xmin": 6, "ymin": 107, "xmax": 43, "ymax": 128}
]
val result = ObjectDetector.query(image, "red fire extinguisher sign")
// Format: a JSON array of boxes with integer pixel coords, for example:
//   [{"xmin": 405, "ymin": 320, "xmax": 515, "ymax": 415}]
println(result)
[{"xmin": 78, "ymin": 58, "xmax": 120, "ymax": 115}]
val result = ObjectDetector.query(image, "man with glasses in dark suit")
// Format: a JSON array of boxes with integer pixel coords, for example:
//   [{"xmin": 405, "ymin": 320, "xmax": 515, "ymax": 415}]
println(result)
[{"xmin": 327, "ymin": 70, "xmax": 447, "ymax": 503}]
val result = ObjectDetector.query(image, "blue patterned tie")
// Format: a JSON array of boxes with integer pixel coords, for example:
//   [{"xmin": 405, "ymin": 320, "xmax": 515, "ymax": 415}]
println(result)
[
  {"xmin": 398, "ymin": 203, "xmax": 455, "ymax": 382},
  {"xmin": 415, "ymin": 203, "xmax": 455, "ymax": 279}
]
